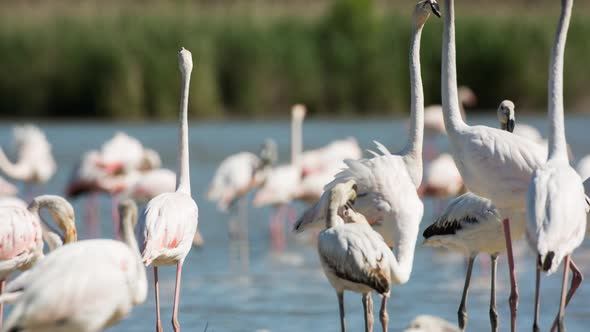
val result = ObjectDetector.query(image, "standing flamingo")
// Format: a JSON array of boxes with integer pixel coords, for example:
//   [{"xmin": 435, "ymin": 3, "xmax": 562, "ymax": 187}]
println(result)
[
  {"xmin": 98, "ymin": 132, "xmax": 162, "ymax": 174},
  {"xmin": 0, "ymin": 195, "xmax": 77, "ymax": 327},
  {"xmin": 527, "ymin": 1, "xmax": 586, "ymax": 331},
  {"xmin": 318, "ymin": 180, "xmax": 396, "ymax": 332},
  {"xmin": 137, "ymin": 47, "xmax": 198, "ymax": 332},
  {"xmin": 0, "ymin": 125, "xmax": 56, "ymax": 198},
  {"xmin": 438, "ymin": 1, "xmax": 552, "ymax": 330},
  {"xmin": 0, "ymin": 199, "xmax": 147, "ymax": 332},
  {"xmin": 296, "ymin": 0, "xmax": 439, "ymax": 308}
]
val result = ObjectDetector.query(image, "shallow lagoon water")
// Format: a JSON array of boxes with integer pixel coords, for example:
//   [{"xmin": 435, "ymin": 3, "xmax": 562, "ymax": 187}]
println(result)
[{"xmin": 1, "ymin": 114, "xmax": 590, "ymax": 331}]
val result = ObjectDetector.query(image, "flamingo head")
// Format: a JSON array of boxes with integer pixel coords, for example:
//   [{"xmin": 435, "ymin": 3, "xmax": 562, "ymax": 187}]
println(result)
[
  {"xmin": 414, "ymin": 0, "xmax": 440, "ymax": 28},
  {"xmin": 497, "ymin": 100, "xmax": 516, "ymax": 133},
  {"xmin": 178, "ymin": 47, "xmax": 193, "ymax": 76}
]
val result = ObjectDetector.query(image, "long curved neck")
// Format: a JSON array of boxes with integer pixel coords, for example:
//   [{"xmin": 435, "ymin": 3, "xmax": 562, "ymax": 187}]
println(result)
[
  {"xmin": 291, "ymin": 114, "xmax": 303, "ymax": 166},
  {"xmin": 120, "ymin": 207, "xmax": 141, "ymax": 256},
  {"xmin": 176, "ymin": 70, "xmax": 191, "ymax": 194},
  {"xmin": 0, "ymin": 148, "xmax": 29, "ymax": 181},
  {"xmin": 547, "ymin": 0, "xmax": 573, "ymax": 161},
  {"xmin": 441, "ymin": 0, "xmax": 467, "ymax": 135},
  {"xmin": 401, "ymin": 21, "xmax": 426, "ymax": 187},
  {"xmin": 389, "ymin": 225, "xmax": 418, "ymax": 285},
  {"xmin": 28, "ymin": 195, "xmax": 77, "ymax": 245}
]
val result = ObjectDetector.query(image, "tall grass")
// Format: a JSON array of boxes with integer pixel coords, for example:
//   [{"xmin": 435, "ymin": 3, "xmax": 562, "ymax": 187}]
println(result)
[{"xmin": 0, "ymin": 0, "xmax": 589, "ymax": 119}]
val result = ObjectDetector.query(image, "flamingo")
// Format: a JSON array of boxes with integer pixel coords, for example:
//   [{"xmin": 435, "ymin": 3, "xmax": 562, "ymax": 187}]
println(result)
[
  {"xmin": 0, "ymin": 195, "xmax": 77, "ymax": 327},
  {"xmin": 0, "ymin": 125, "xmax": 56, "ymax": 198},
  {"xmin": 423, "ymin": 192, "xmax": 505, "ymax": 331},
  {"xmin": 208, "ymin": 139, "xmax": 277, "ymax": 212},
  {"xmin": 318, "ymin": 180, "xmax": 396, "ymax": 332},
  {"xmin": 137, "ymin": 47, "xmax": 198, "ymax": 332},
  {"xmin": 296, "ymin": 0, "xmax": 439, "ymax": 309},
  {"xmin": 98, "ymin": 132, "xmax": 162, "ymax": 174},
  {"xmin": 404, "ymin": 315, "xmax": 460, "ymax": 332},
  {"xmin": 438, "ymin": 1, "xmax": 552, "ymax": 329},
  {"xmin": 526, "ymin": 1, "xmax": 586, "ymax": 331},
  {"xmin": 0, "ymin": 199, "xmax": 147, "ymax": 332}
]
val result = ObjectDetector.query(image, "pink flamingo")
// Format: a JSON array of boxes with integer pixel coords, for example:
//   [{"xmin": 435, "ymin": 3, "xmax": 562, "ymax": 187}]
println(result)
[
  {"xmin": 137, "ymin": 47, "xmax": 198, "ymax": 332},
  {"xmin": 0, "ymin": 195, "xmax": 77, "ymax": 327}
]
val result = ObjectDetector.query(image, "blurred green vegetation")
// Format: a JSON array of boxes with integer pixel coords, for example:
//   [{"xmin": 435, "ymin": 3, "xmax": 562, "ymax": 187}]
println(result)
[{"xmin": 0, "ymin": 0, "xmax": 589, "ymax": 120}]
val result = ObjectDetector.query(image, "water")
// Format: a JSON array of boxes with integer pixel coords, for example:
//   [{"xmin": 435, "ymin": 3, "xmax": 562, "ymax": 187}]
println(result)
[{"xmin": 1, "ymin": 114, "xmax": 590, "ymax": 332}]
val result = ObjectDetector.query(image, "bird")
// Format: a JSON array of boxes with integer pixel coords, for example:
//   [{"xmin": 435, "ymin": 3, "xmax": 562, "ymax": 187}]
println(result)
[
  {"xmin": 317, "ymin": 180, "xmax": 396, "ymax": 332},
  {"xmin": 98, "ymin": 132, "xmax": 162, "ymax": 174},
  {"xmin": 0, "ymin": 125, "xmax": 56, "ymax": 199},
  {"xmin": 208, "ymin": 139, "xmax": 277, "ymax": 212},
  {"xmin": 526, "ymin": 1, "xmax": 586, "ymax": 331},
  {"xmin": 0, "ymin": 199, "xmax": 147, "ymax": 332},
  {"xmin": 296, "ymin": 0, "xmax": 439, "ymax": 310},
  {"xmin": 438, "ymin": 1, "xmax": 550, "ymax": 329},
  {"xmin": 420, "ymin": 99, "xmax": 518, "ymax": 331},
  {"xmin": 0, "ymin": 195, "xmax": 77, "ymax": 327},
  {"xmin": 404, "ymin": 315, "xmax": 460, "ymax": 332},
  {"xmin": 137, "ymin": 47, "xmax": 199, "ymax": 332},
  {"xmin": 420, "ymin": 99, "xmax": 518, "ymax": 201},
  {"xmin": 423, "ymin": 192, "xmax": 505, "ymax": 331}
]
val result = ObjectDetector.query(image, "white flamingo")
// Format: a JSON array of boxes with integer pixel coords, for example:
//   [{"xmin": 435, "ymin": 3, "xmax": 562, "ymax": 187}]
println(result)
[
  {"xmin": 318, "ymin": 180, "xmax": 396, "ymax": 332},
  {"xmin": 0, "ymin": 125, "xmax": 56, "ymax": 198},
  {"xmin": 526, "ymin": 1, "xmax": 586, "ymax": 331},
  {"xmin": 438, "ymin": 1, "xmax": 550, "ymax": 329},
  {"xmin": 0, "ymin": 199, "xmax": 147, "ymax": 332},
  {"xmin": 137, "ymin": 47, "xmax": 198, "ymax": 332},
  {"xmin": 208, "ymin": 139, "xmax": 277, "ymax": 212},
  {"xmin": 296, "ymin": 0, "xmax": 439, "ymax": 301},
  {"xmin": 98, "ymin": 132, "xmax": 162, "ymax": 174},
  {"xmin": 423, "ymin": 192, "xmax": 505, "ymax": 331},
  {"xmin": 0, "ymin": 195, "xmax": 77, "ymax": 327}
]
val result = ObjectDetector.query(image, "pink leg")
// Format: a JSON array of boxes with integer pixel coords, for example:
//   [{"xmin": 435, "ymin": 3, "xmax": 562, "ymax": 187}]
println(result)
[
  {"xmin": 0, "ymin": 279, "xmax": 5, "ymax": 328},
  {"xmin": 555, "ymin": 255, "xmax": 571, "ymax": 332},
  {"xmin": 172, "ymin": 262, "xmax": 183, "ymax": 332},
  {"xmin": 550, "ymin": 257, "xmax": 583, "ymax": 332},
  {"xmin": 154, "ymin": 267, "xmax": 163, "ymax": 332},
  {"xmin": 85, "ymin": 193, "xmax": 99, "ymax": 237},
  {"xmin": 270, "ymin": 205, "xmax": 286, "ymax": 251},
  {"xmin": 502, "ymin": 218, "xmax": 518, "ymax": 332},
  {"xmin": 111, "ymin": 196, "xmax": 120, "ymax": 240}
]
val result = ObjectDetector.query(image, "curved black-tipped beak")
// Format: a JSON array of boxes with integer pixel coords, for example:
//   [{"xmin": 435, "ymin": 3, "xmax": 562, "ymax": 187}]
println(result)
[
  {"xmin": 430, "ymin": 1, "xmax": 441, "ymax": 18},
  {"xmin": 507, "ymin": 119, "xmax": 515, "ymax": 133}
]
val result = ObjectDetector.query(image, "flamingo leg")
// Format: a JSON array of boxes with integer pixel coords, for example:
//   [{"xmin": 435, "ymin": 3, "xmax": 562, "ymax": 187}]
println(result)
[
  {"xmin": 458, "ymin": 255, "xmax": 475, "ymax": 330},
  {"xmin": 489, "ymin": 254, "xmax": 499, "ymax": 332},
  {"xmin": 533, "ymin": 256, "xmax": 541, "ymax": 332},
  {"xmin": 0, "ymin": 279, "xmax": 5, "ymax": 328},
  {"xmin": 154, "ymin": 267, "xmax": 163, "ymax": 332},
  {"xmin": 172, "ymin": 262, "xmax": 183, "ymax": 332},
  {"xmin": 362, "ymin": 293, "xmax": 373, "ymax": 332},
  {"xmin": 111, "ymin": 196, "xmax": 120, "ymax": 240},
  {"xmin": 502, "ymin": 218, "xmax": 519, "ymax": 332},
  {"xmin": 550, "ymin": 258, "xmax": 583, "ymax": 332},
  {"xmin": 379, "ymin": 295, "xmax": 389, "ymax": 332},
  {"xmin": 337, "ymin": 292, "xmax": 346, "ymax": 332},
  {"xmin": 556, "ymin": 255, "xmax": 571, "ymax": 332}
]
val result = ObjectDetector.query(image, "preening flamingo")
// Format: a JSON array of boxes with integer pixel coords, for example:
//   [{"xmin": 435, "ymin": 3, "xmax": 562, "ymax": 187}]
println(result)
[
  {"xmin": 0, "ymin": 199, "xmax": 147, "ymax": 332},
  {"xmin": 439, "ymin": 1, "xmax": 550, "ymax": 329},
  {"xmin": 137, "ymin": 47, "xmax": 198, "ymax": 332},
  {"xmin": 296, "ymin": 0, "xmax": 439, "ymax": 299},
  {"xmin": 0, "ymin": 125, "xmax": 56, "ymax": 198},
  {"xmin": 318, "ymin": 180, "xmax": 396, "ymax": 332},
  {"xmin": 526, "ymin": 1, "xmax": 586, "ymax": 331},
  {"xmin": 0, "ymin": 195, "xmax": 76, "ymax": 327}
]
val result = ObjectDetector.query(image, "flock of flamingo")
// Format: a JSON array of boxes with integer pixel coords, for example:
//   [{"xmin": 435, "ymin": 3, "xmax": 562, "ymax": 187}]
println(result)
[{"xmin": 0, "ymin": 0, "xmax": 587, "ymax": 331}]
